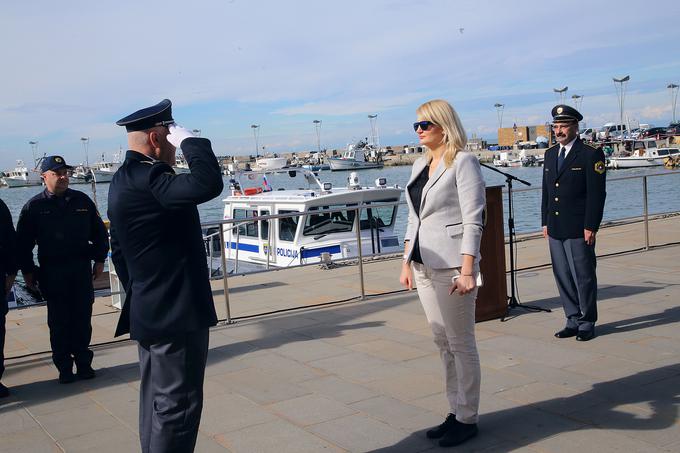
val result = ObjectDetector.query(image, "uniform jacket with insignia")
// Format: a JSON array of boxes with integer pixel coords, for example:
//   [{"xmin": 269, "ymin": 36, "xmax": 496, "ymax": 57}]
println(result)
[
  {"xmin": 107, "ymin": 138, "xmax": 223, "ymax": 341},
  {"xmin": 16, "ymin": 189, "xmax": 109, "ymax": 272},
  {"xmin": 541, "ymin": 138, "xmax": 607, "ymax": 239}
]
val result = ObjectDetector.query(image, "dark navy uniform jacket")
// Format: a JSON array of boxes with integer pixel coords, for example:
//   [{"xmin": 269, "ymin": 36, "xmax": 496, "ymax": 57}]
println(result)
[
  {"xmin": 541, "ymin": 138, "xmax": 607, "ymax": 239},
  {"xmin": 1, "ymin": 198, "xmax": 18, "ymax": 315},
  {"xmin": 108, "ymin": 138, "xmax": 223, "ymax": 341},
  {"xmin": 16, "ymin": 189, "xmax": 109, "ymax": 273}
]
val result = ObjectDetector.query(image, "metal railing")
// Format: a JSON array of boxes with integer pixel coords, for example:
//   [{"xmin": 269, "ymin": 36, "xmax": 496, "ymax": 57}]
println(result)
[{"xmin": 200, "ymin": 170, "xmax": 680, "ymax": 323}]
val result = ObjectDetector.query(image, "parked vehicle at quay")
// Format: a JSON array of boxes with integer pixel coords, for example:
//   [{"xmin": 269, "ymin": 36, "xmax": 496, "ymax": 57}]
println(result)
[{"xmin": 640, "ymin": 127, "xmax": 669, "ymax": 139}]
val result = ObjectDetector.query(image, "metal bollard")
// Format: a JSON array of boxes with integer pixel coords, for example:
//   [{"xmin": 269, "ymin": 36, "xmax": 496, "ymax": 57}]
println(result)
[
  {"xmin": 218, "ymin": 226, "xmax": 232, "ymax": 324},
  {"xmin": 354, "ymin": 208, "xmax": 366, "ymax": 300}
]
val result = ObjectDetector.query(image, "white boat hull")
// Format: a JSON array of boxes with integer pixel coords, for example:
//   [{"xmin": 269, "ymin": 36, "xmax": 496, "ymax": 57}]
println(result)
[
  {"xmin": 2, "ymin": 176, "xmax": 42, "ymax": 187},
  {"xmin": 256, "ymin": 157, "xmax": 288, "ymax": 170},
  {"xmin": 607, "ymin": 148, "xmax": 680, "ymax": 169},
  {"xmin": 328, "ymin": 158, "xmax": 383, "ymax": 171}
]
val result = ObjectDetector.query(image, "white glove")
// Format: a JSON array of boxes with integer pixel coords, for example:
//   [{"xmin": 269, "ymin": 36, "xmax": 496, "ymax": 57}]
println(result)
[{"xmin": 166, "ymin": 125, "xmax": 196, "ymax": 148}]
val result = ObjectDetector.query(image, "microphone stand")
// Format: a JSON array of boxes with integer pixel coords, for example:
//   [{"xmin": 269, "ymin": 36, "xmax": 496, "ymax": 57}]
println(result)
[{"xmin": 479, "ymin": 162, "xmax": 551, "ymax": 320}]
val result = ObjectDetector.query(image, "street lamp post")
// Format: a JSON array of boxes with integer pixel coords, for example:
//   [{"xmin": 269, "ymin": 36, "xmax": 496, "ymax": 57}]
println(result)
[
  {"xmin": 613, "ymin": 75, "xmax": 630, "ymax": 138},
  {"xmin": 494, "ymin": 103, "xmax": 504, "ymax": 130},
  {"xmin": 80, "ymin": 137, "xmax": 90, "ymax": 167},
  {"xmin": 313, "ymin": 120, "xmax": 322, "ymax": 153},
  {"xmin": 367, "ymin": 114, "xmax": 379, "ymax": 149},
  {"xmin": 29, "ymin": 140, "xmax": 39, "ymax": 166},
  {"xmin": 571, "ymin": 94, "xmax": 583, "ymax": 111},
  {"xmin": 668, "ymin": 83, "xmax": 679, "ymax": 123},
  {"xmin": 250, "ymin": 125, "xmax": 260, "ymax": 158},
  {"xmin": 553, "ymin": 86, "xmax": 568, "ymax": 104}
]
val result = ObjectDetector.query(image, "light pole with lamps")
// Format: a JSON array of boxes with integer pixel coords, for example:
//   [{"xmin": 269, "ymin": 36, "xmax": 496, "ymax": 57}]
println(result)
[
  {"xmin": 668, "ymin": 83, "xmax": 679, "ymax": 123},
  {"xmin": 553, "ymin": 86, "xmax": 568, "ymax": 104},
  {"xmin": 80, "ymin": 137, "xmax": 90, "ymax": 167},
  {"xmin": 192, "ymin": 129, "xmax": 201, "ymax": 137},
  {"xmin": 29, "ymin": 140, "xmax": 39, "ymax": 166},
  {"xmin": 494, "ymin": 103, "xmax": 504, "ymax": 131},
  {"xmin": 313, "ymin": 120, "xmax": 322, "ymax": 153},
  {"xmin": 571, "ymin": 94, "xmax": 583, "ymax": 110},
  {"xmin": 613, "ymin": 75, "xmax": 630, "ymax": 138},
  {"xmin": 250, "ymin": 125, "xmax": 260, "ymax": 158},
  {"xmin": 367, "ymin": 114, "xmax": 379, "ymax": 149}
]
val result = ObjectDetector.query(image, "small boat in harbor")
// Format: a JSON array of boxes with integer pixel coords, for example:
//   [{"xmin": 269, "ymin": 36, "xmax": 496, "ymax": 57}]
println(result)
[
  {"xmin": 493, "ymin": 151, "xmax": 522, "ymax": 167},
  {"xmin": 1, "ymin": 160, "xmax": 42, "ymax": 187},
  {"xmin": 328, "ymin": 140, "xmax": 384, "ymax": 171},
  {"xmin": 90, "ymin": 160, "xmax": 121, "ymax": 182},
  {"xmin": 220, "ymin": 169, "xmax": 402, "ymax": 270},
  {"xmin": 173, "ymin": 154, "xmax": 191, "ymax": 174},
  {"xmin": 606, "ymin": 139, "xmax": 680, "ymax": 169},
  {"xmin": 255, "ymin": 156, "xmax": 288, "ymax": 170}
]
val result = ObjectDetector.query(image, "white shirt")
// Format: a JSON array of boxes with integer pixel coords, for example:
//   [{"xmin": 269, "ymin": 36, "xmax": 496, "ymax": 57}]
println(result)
[{"xmin": 559, "ymin": 137, "xmax": 577, "ymax": 158}]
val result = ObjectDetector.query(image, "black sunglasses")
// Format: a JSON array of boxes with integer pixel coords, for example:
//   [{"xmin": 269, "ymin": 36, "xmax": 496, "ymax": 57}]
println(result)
[{"xmin": 413, "ymin": 121, "xmax": 436, "ymax": 132}]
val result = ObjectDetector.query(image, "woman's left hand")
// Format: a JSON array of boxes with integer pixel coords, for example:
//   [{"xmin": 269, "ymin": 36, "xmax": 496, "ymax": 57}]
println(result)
[{"xmin": 449, "ymin": 274, "xmax": 476, "ymax": 295}]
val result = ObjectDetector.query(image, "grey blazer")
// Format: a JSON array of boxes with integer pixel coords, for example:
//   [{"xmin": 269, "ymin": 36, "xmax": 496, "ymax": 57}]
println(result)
[{"xmin": 404, "ymin": 152, "xmax": 486, "ymax": 269}]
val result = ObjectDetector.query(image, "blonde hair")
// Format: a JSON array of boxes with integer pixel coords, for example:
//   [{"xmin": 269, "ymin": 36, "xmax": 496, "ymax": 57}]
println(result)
[{"xmin": 416, "ymin": 99, "xmax": 467, "ymax": 167}]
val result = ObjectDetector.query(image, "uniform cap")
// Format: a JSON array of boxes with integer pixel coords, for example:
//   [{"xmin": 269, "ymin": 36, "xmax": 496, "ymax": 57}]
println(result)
[
  {"xmin": 551, "ymin": 104, "xmax": 583, "ymax": 123},
  {"xmin": 40, "ymin": 155, "xmax": 73, "ymax": 173},
  {"xmin": 116, "ymin": 99, "xmax": 174, "ymax": 132}
]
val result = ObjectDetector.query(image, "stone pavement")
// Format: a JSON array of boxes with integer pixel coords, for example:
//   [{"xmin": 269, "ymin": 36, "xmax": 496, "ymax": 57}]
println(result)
[{"xmin": 1, "ymin": 221, "xmax": 679, "ymax": 452}]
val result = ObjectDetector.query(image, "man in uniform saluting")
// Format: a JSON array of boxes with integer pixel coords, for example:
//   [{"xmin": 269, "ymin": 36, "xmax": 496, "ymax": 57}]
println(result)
[
  {"xmin": 108, "ymin": 99, "xmax": 223, "ymax": 453},
  {"xmin": 542, "ymin": 105, "xmax": 606, "ymax": 342}
]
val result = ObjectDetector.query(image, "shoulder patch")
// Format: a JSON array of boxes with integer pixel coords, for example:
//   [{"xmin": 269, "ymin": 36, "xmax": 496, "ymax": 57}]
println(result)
[{"xmin": 594, "ymin": 161, "xmax": 605, "ymax": 174}]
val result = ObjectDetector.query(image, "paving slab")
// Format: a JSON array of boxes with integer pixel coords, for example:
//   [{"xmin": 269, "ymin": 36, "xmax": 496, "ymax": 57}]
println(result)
[{"xmin": 1, "ymin": 218, "xmax": 679, "ymax": 452}]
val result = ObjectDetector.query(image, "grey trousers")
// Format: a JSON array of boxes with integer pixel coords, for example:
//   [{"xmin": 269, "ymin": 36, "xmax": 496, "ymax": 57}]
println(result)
[
  {"xmin": 548, "ymin": 236, "xmax": 598, "ymax": 332},
  {"xmin": 137, "ymin": 329, "xmax": 209, "ymax": 453}
]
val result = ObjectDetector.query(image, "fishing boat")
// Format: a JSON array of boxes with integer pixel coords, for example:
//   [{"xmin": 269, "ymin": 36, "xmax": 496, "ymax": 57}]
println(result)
[
  {"xmin": 221, "ymin": 169, "xmax": 402, "ymax": 269},
  {"xmin": 1, "ymin": 160, "xmax": 42, "ymax": 187},
  {"xmin": 328, "ymin": 140, "xmax": 384, "ymax": 171},
  {"xmin": 255, "ymin": 156, "xmax": 288, "ymax": 170},
  {"xmin": 607, "ymin": 139, "xmax": 680, "ymax": 169},
  {"xmin": 173, "ymin": 154, "xmax": 191, "ymax": 174},
  {"xmin": 493, "ymin": 151, "xmax": 522, "ymax": 167},
  {"xmin": 90, "ymin": 161, "xmax": 121, "ymax": 182}
]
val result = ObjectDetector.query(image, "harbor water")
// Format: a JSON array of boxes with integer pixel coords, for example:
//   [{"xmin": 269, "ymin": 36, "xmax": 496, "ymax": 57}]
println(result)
[{"xmin": 2, "ymin": 165, "xmax": 679, "ymax": 239}]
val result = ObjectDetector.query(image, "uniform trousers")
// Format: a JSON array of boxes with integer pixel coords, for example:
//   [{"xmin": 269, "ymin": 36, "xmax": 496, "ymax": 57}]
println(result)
[
  {"xmin": 41, "ymin": 261, "xmax": 94, "ymax": 373},
  {"xmin": 137, "ymin": 328, "xmax": 209, "ymax": 453},
  {"xmin": 0, "ymin": 312, "xmax": 5, "ymax": 379},
  {"xmin": 412, "ymin": 262, "xmax": 480, "ymax": 424},
  {"xmin": 548, "ymin": 236, "xmax": 598, "ymax": 332}
]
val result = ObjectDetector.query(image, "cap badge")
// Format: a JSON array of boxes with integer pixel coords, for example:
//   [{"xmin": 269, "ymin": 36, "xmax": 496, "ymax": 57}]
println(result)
[
  {"xmin": 55, "ymin": 157, "xmax": 63, "ymax": 163},
  {"xmin": 557, "ymin": 107, "xmax": 563, "ymax": 114}
]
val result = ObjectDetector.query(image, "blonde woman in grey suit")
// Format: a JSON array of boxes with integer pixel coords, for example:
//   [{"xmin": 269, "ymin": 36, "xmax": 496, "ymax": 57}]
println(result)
[{"xmin": 400, "ymin": 99, "xmax": 485, "ymax": 448}]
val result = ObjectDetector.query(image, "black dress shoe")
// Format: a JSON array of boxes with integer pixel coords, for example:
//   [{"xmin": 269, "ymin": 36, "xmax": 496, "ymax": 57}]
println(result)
[
  {"xmin": 426, "ymin": 413, "xmax": 457, "ymax": 439},
  {"xmin": 77, "ymin": 366, "xmax": 96, "ymax": 380},
  {"xmin": 554, "ymin": 327, "xmax": 578, "ymax": 338},
  {"xmin": 0, "ymin": 382, "xmax": 9, "ymax": 398},
  {"xmin": 59, "ymin": 371, "xmax": 76, "ymax": 384},
  {"xmin": 576, "ymin": 330, "xmax": 595, "ymax": 341},
  {"xmin": 439, "ymin": 421, "xmax": 478, "ymax": 447}
]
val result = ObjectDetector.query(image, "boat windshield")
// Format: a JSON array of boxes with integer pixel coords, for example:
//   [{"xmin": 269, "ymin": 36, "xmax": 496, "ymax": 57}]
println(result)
[
  {"xmin": 303, "ymin": 205, "xmax": 356, "ymax": 236},
  {"xmin": 358, "ymin": 201, "xmax": 397, "ymax": 229}
]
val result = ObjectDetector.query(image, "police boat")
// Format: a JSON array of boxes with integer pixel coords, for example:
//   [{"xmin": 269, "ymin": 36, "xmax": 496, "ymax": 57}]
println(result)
[{"xmin": 221, "ymin": 169, "xmax": 403, "ymax": 269}]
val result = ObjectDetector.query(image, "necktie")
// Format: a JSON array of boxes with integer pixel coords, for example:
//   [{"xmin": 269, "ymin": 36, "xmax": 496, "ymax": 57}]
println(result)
[{"xmin": 557, "ymin": 147, "xmax": 566, "ymax": 170}]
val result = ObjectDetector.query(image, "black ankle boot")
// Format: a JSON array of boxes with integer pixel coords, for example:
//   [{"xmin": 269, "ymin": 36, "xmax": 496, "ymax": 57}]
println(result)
[
  {"xmin": 426, "ymin": 413, "xmax": 457, "ymax": 439},
  {"xmin": 439, "ymin": 421, "xmax": 478, "ymax": 447}
]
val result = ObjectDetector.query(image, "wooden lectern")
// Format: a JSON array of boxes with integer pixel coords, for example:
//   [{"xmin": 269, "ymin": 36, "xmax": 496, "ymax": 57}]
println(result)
[{"xmin": 475, "ymin": 186, "xmax": 508, "ymax": 322}]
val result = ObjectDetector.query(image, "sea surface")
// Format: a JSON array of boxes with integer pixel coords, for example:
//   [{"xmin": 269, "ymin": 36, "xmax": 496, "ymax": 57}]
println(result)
[{"xmin": 2, "ymin": 164, "xmax": 679, "ymax": 240}]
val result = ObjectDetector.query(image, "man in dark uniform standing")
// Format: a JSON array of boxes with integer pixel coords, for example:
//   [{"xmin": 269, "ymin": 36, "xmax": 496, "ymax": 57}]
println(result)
[
  {"xmin": 16, "ymin": 156, "xmax": 109, "ymax": 382},
  {"xmin": 108, "ymin": 99, "xmax": 223, "ymax": 453},
  {"xmin": 1, "ymin": 197, "xmax": 18, "ymax": 397},
  {"xmin": 542, "ymin": 105, "xmax": 607, "ymax": 342}
]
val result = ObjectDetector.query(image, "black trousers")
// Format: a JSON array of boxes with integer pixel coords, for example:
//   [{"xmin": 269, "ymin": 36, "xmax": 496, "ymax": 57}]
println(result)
[
  {"xmin": 0, "ymin": 311, "xmax": 5, "ymax": 380},
  {"xmin": 137, "ymin": 329, "xmax": 209, "ymax": 453},
  {"xmin": 41, "ymin": 262, "xmax": 94, "ymax": 373}
]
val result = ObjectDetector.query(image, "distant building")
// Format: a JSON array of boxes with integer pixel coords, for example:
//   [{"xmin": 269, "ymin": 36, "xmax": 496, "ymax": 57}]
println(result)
[{"xmin": 498, "ymin": 125, "xmax": 551, "ymax": 147}]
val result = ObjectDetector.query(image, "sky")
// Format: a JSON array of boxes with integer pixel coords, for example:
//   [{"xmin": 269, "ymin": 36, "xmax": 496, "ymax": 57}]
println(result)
[{"xmin": 1, "ymin": 0, "xmax": 680, "ymax": 168}]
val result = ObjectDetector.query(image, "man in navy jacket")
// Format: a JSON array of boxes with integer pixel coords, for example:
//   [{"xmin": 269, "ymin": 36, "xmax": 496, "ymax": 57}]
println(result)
[
  {"xmin": 542, "ymin": 105, "xmax": 606, "ymax": 342},
  {"xmin": 108, "ymin": 99, "xmax": 223, "ymax": 453}
]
